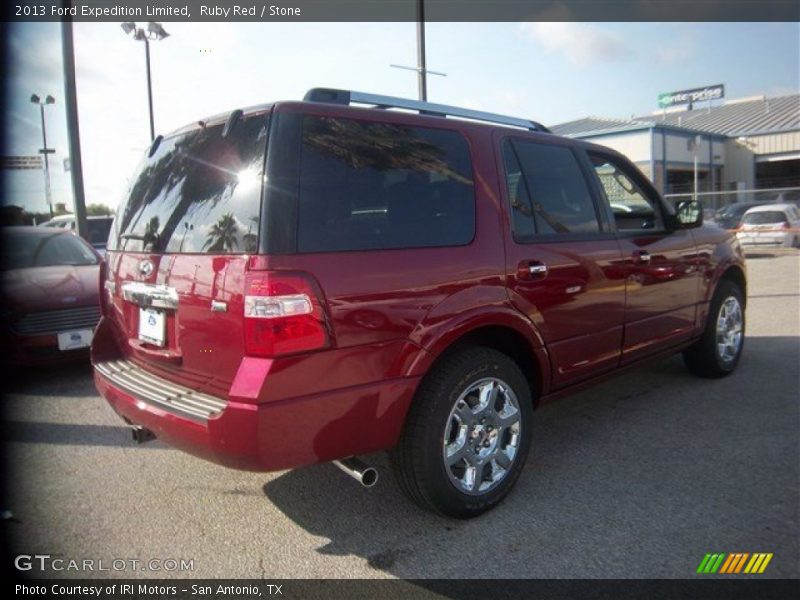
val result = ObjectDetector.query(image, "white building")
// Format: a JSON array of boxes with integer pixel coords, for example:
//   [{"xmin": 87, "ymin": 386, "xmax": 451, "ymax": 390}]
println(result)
[{"xmin": 552, "ymin": 94, "xmax": 800, "ymax": 199}]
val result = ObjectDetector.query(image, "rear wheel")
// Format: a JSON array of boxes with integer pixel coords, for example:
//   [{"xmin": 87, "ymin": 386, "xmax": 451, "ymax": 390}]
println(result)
[
  {"xmin": 683, "ymin": 280, "xmax": 745, "ymax": 378},
  {"xmin": 391, "ymin": 346, "xmax": 533, "ymax": 518}
]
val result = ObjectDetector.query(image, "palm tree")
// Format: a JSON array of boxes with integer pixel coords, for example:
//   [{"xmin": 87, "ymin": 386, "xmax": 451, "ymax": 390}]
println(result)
[{"xmin": 203, "ymin": 212, "xmax": 239, "ymax": 253}]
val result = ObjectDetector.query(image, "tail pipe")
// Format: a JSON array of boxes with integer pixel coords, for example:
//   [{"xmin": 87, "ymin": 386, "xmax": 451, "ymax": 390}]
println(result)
[
  {"xmin": 131, "ymin": 426, "xmax": 156, "ymax": 444},
  {"xmin": 332, "ymin": 457, "xmax": 378, "ymax": 488}
]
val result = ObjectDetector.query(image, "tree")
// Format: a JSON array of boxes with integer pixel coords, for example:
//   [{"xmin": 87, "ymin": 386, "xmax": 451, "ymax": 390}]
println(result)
[
  {"xmin": 86, "ymin": 203, "xmax": 113, "ymax": 216},
  {"xmin": 203, "ymin": 212, "xmax": 239, "ymax": 253}
]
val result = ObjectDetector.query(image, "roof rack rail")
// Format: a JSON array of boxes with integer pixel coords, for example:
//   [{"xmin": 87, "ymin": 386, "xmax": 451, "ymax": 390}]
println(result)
[{"xmin": 303, "ymin": 88, "xmax": 551, "ymax": 133}]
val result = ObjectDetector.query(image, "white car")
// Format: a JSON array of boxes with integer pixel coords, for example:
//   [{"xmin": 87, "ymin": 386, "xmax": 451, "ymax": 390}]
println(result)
[{"xmin": 736, "ymin": 203, "xmax": 800, "ymax": 249}]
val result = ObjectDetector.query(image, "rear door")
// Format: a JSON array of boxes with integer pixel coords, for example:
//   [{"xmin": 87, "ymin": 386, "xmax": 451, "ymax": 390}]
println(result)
[
  {"xmin": 498, "ymin": 135, "xmax": 626, "ymax": 389},
  {"xmin": 583, "ymin": 149, "xmax": 700, "ymax": 363},
  {"xmin": 105, "ymin": 111, "xmax": 270, "ymax": 396}
]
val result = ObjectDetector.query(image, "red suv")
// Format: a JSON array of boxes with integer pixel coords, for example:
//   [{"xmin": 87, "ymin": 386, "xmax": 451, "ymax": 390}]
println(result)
[{"xmin": 92, "ymin": 89, "xmax": 746, "ymax": 517}]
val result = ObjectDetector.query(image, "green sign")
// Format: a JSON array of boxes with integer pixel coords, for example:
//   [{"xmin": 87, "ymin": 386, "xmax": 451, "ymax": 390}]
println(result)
[{"xmin": 658, "ymin": 84, "xmax": 725, "ymax": 108}]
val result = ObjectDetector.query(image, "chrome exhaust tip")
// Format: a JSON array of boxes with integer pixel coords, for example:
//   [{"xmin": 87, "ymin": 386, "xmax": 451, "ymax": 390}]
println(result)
[
  {"xmin": 332, "ymin": 457, "xmax": 378, "ymax": 487},
  {"xmin": 131, "ymin": 426, "xmax": 156, "ymax": 444}
]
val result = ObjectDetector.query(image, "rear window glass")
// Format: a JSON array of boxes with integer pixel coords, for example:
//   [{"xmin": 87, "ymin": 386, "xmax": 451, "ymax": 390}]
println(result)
[
  {"xmin": 2, "ymin": 231, "xmax": 98, "ymax": 270},
  {"xmin": 296, "ymin": 116, "xmax": 475, "ymax": 253},
  {"xmin": 742, "ymin": 211, "xmax": 787, "ymax": 224},
  {"xmin": 110, "ymin": 113, "xmax": 269, "ymax": 253}
]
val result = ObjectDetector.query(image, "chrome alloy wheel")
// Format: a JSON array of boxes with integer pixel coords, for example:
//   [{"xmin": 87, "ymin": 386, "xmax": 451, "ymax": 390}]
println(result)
[
  {"xmin": 716, "ymin": 296, "xmax": 743, "ymax": 365},
  {"xmin": 443, "ymin": 377, "xmax": 522, "ymax": 495}
]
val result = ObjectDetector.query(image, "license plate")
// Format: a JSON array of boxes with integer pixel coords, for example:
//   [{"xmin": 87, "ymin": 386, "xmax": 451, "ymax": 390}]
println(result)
[
  {"xmin": 138, "ymin": 307, "xmax": 165, "ymax": 346},
  {"xmin": 57, "ymin": 329, "xmax": 93, "ymax": 351}
]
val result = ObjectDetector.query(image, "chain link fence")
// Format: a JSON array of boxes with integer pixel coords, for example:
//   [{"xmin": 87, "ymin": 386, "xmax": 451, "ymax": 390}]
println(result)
[{"xmin": 664, "ymin": 186, "xmax": 800, "ymax": 227}]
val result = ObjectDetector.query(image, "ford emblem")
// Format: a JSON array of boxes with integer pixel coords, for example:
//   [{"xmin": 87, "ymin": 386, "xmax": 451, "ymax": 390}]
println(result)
[{"xmin": 138, "ymin": 259, "xmax": 155, "ymax": 278}]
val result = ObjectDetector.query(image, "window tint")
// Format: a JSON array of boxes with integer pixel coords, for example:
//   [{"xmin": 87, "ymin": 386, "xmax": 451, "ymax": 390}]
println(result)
[
  {"xmin": 511, "ymin": 141, "xmax": 600, "ymax": 235},
  {"xmin": 588, "ymin": 153, "xmax": 663, "ymax": 231},
  {"xmin": 296, "ymin": 116, "xmax": 474, "ymax": 252},
  {"xmin": 111, "ymin": 113, "xmax": 269, "ymax": 254}
]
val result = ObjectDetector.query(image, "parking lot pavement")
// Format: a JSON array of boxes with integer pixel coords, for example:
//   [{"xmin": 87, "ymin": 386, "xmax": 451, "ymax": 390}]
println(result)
[{"xmin": 2, "ymin": 253, "xmax": 798, "ymax": 580}]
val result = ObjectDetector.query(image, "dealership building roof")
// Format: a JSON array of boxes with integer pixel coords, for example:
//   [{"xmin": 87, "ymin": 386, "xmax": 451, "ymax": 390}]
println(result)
[{"xmin": 551, "ymin": 93, "xmax": 800, "ymax": 138}]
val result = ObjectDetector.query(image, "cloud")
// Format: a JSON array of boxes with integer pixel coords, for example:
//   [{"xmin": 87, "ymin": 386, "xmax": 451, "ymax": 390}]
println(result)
[
  {"xmin": 520, "ymin": 22, "xmax": 634, "ymax": 67},
  {"xmin": 654, "ymin": 29, "xmax": 698, "ymax": 66}
]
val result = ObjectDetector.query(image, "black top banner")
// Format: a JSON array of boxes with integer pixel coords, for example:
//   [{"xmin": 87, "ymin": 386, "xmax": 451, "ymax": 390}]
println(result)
[{"xmin": 5, "ymin": 0, "xmax": 800, "ymax": 22}]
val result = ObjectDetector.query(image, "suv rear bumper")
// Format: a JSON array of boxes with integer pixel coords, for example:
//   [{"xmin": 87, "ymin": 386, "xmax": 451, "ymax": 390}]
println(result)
[{"xmin": 94, "ymin": 358, "xmax": 420, "ymax": 472}]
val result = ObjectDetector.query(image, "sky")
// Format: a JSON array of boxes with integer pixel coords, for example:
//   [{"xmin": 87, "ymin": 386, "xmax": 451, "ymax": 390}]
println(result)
[{"xmin": 3, "ymin": 21, "xmax": 799, "ymax": 214}]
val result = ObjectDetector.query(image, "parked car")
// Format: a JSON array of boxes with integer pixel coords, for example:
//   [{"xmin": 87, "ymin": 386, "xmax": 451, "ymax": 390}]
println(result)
[
  {"xmin": 736, "ymin": 203, "xmax": 800, "ymax": 248},
  {"xmin": 42, "ymin": 214, "xmax": 114, "ymax": 254},
  {"xmin": 91, "ymin": 89, "xmax": 747, "ymax": 518},
  {"xmin": 1, "ymin": 227, "xmax": 102, "ymax": 365},
  {"xmin": 713, "ymin": 202, "xmax": 762, "ymax": 230}
]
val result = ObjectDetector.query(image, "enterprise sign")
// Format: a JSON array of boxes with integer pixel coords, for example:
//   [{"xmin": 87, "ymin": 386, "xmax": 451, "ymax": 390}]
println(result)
[{"xmin": 658, "ymin": 84, "xmax": 725, "ymax": 108}]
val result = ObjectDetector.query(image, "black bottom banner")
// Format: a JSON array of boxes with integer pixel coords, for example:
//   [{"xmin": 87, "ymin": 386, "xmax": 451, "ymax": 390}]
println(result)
[{"xmin": 7, "ymin": 579, "xmax": 800, "ymax": 600}]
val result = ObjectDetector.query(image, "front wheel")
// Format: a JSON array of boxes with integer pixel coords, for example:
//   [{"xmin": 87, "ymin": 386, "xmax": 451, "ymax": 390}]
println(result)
[
  {"xmin": 683, "ymin": 280, "xmax": 745, "ymax": 378},
  {"xmin": 391, "ymin": 346, "xmax": 533, "ymax": 518}
]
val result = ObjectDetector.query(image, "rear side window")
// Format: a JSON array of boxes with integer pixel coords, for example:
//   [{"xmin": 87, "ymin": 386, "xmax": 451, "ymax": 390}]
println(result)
[
  {"xmin": 504, "ymin": 140, "xmax": 600, "ymax": 236},
  {"xmin": 110, "ymin": 113, "xmax": 269, "ymax": 254},
  {"xmin": 296, "ymin": 116, "xmax": 475, "ymax": 253}
]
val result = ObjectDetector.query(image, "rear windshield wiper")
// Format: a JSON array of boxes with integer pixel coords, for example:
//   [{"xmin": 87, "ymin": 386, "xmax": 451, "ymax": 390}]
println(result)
[{"xmin": 120, "ymin": 232, "xmax": 159, "ymax": 248}]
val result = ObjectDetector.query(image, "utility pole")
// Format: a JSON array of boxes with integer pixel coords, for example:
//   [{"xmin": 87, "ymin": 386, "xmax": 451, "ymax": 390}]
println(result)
[
  {"xmin": 417, "ymin": 0, "xmax": 427, "ymax": 101},
  {"xmin": 62, "ymin": 22, "xmax": 88, "ymax": 241},
  {"xmin": 390, "ymin": 0, "xmax": 445, "ymax": 101}
]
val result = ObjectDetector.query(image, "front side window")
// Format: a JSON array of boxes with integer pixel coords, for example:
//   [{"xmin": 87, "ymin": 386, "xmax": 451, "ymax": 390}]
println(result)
[
  {"xmin": 503, "ymin": 139, "xmax": 600, "ymax": 237},
  {"xmin": 296, "ymin": 116, "xmax": 475, "ymax": 253},
  {"xmin": 588, "ymin": 153, "xmax": 663, "ymax": 231}
]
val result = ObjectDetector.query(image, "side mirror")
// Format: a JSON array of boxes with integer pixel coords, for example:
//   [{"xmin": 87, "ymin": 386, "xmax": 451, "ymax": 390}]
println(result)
[{"xmin": 675, "ymin": 200, "xmax": 703, "ymax": 229}]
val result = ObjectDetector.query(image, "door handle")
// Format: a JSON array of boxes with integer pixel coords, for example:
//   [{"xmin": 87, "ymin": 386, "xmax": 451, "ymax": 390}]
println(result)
[
  {"xmin": 518, "ymin": 260, "xmax": 548, "ymax": 280},
  {"xmin": 632, "ymin": 250, "xmax": 651, "ymax": 264},
  {"xmin": 529, "ymin": 264, "xmax": 548, "ymax": 275}
]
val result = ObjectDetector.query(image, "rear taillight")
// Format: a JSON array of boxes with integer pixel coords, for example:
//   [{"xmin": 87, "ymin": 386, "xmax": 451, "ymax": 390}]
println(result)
[
  {"xmin": 782, "ymin": 221, "xmax": 790, "ymax": 230},
  {"xmin": 243, "ymin": 272, "xmax": 329, "ymax": 357}
]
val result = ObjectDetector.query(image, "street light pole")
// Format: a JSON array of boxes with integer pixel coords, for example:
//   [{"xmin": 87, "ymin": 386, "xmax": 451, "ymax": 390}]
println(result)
[
  {"xmin": 30, "ymin": 94, "xmax": 55, "ymax": 218},
  {"xmin": 38, "ymin": 102, "xmax": 53, "ymax": 218},
  {"xmin": 144, "ymin": 37, "xmax": 154, "ymax": 141},
  {"xmin": 121, "ymin": 22, "xmax": 169, "ymax": 142}
]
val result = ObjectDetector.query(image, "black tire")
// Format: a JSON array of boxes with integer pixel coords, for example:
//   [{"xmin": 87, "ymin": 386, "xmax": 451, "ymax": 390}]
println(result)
[
  {"xmin": 391, "ymin": 346, "xmax": 533, "ymax": 518},
  {"xmin": 683, "ymin": 280, "xmax": 745, "ymax": 378}
]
